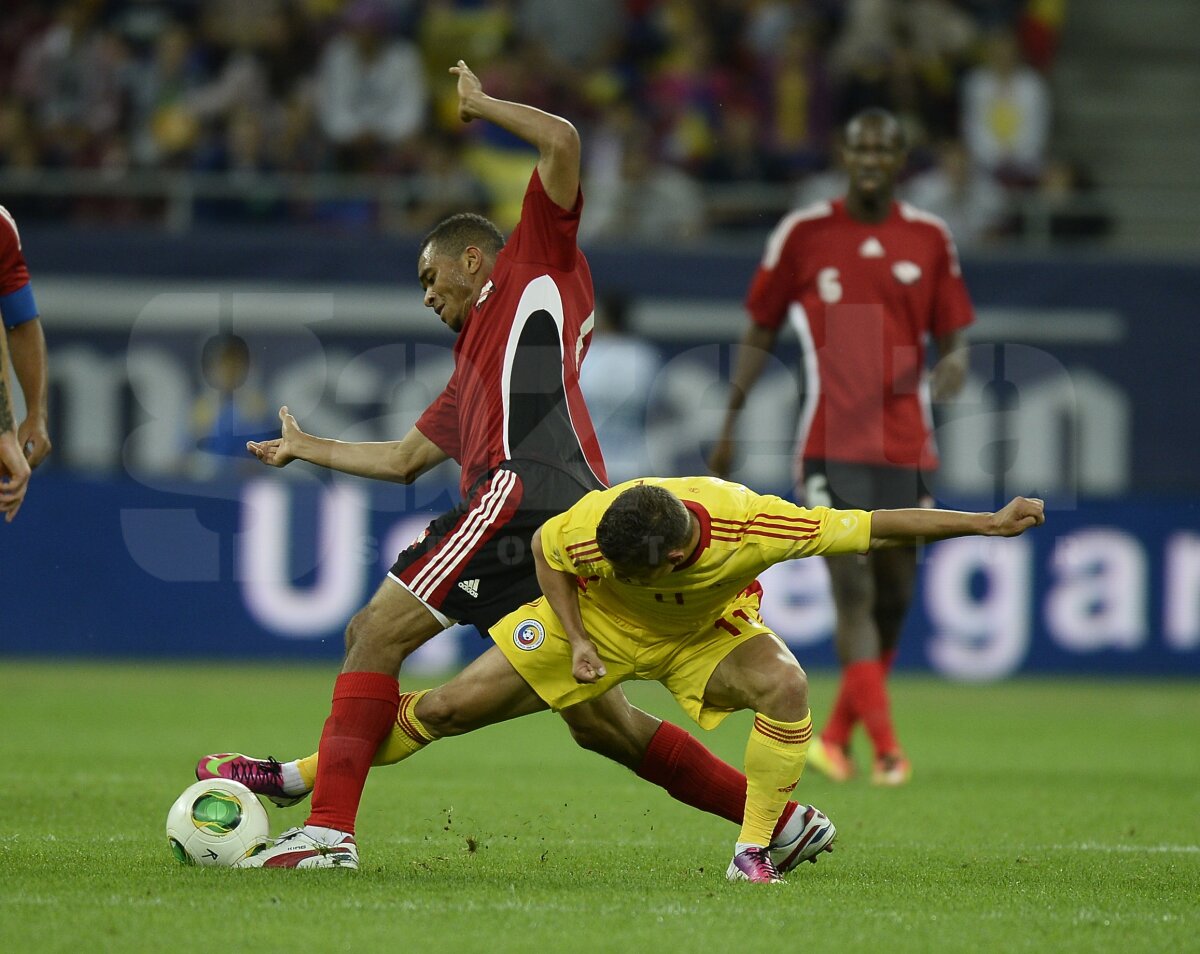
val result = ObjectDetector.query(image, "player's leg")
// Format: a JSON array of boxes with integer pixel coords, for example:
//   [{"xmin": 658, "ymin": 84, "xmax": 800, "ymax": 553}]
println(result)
[
  {"xmin": 704, "ymin": 634, "xmax": 811, "ymax": 834},
  {"xmin": 823, "ymin": 553, "xmax": 904, "ymax": 770},
  {"xmin": 236, "ymin": 579, "xmax": 444, "ymax": 869},
  {"xmin": 304, "ymin": 646, "xmax": 551, "ymax": 774},
  {"xmin": 867, "ymin": 545, "xmax": 918, "ymax": 784},
  {"xmin": 702, "ymin": 633, "xmax": 817, "ymax": 883},
  {"xmin": 240, "ymin": 647, "xmax": 561, "ymax": 808},
  {"xmin": 559, "ymin": 687, "xmax": 807, "ymax": 855},
  {"xmin": 807, "ymin": 551, "xmax": 881, "ymax": 781}
]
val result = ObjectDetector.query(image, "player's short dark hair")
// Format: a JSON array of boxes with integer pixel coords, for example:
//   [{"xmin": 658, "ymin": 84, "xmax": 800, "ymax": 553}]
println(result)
[
  {"xmin": 596, "ymin": 485, "xmax": 692, "ymax": 569},
  {"xmin": 419, "ymin": 213, "xmax": 505, "ymax": 259},
  {"xmin": 845, "ymin": 108, "xmax": 907, "ymax": 149}
]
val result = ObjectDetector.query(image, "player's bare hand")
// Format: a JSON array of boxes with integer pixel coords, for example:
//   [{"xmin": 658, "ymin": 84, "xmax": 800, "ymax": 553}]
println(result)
[
  {"xmin": 707, "ymin": 437, "xmax": 735, "ymax": 479},
  {"xmin": 931, "ymin": 350, "xmax": 968, "ymax": 401},
  {"xmin": 17, "ymin": 416, "xmax": 51, "ymax": 468},
  {"xmin": 988, "ymin": 496, "xmax": 1045, "ymax": 536},
  {"xmin": 246, "ymin": 406, "xmax": 303, "ymax": 468},
  {"xmin": 449, "ymin": 59, "xmax": 483, "ymax": 122},
  {"xmin": 571, "ymin": 638, "xmax": 608, "ymax": 684},
  {"xmin": 0, "ymin": 431, "xmax": 31, "ymax": 522}
]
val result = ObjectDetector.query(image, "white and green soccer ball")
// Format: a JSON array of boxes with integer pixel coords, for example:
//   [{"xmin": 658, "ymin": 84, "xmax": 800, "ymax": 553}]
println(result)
[{"xmin": 166, "ymin": 778, "xmax": 270, "ymax": 866}]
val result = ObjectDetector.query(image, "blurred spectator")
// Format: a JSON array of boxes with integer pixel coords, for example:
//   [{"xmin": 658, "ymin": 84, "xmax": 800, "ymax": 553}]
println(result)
[
  {"xmin": 1018, "ymin": 0, "xmax": 1065, "ymax": 71},
  {"xmin": 185, "ymin": 333, "xmax": 271, "ymax": 478},
  {"xmin": 902, "ymin": 0, "xmax": 979, "ymax": 139},
  {"xmin": 13, "ymin": 2, "xmax": 128, "ymax": 167},
  {"xmin": 828, "ymin": 0, "xmax": 900, "ymax": 123},
  {"xmin": 0, "ymin": 102, "xmax": 39, "ymax": 175},
  {"xmin": 903, "ymin": 139, "xmax": 1007, "ymax": 247},
  {"xmin": 193, "ymin": 107, "xmax": 287, "ymax": 224},
  {"xmin": 581, "ymin": 113, "xmax": 705, "ymax": 243},
  {"xmin": 576, "ymin": 291, "xmax": 662, "ymax": 483},
  {"xmin": 419, "ymin": 0, "xmax": 514, "ymax": 133},
  {"xmin": 515, "ymin": 0, "xmax": 624, "ymax": 73},
  {"xmin": 381, "ymin": 132, "xmax": 488, "ymax": 232},
  {"xmin": 1014, "ymin": 158, "xmax": 1112, "ymax": 243},
  {"xmin": 316, "ymin": 0, "xmax": 428, "ymax": 170},
  {"xmin": 129, "ymin": 23, "xmax": 208, "ymax": 168},
  {"xmin": 756, "ymin": 18, "xmax": 834, "ymax": 175},
  {"xmin": 961, "ymin": 26, "xmax": 1051, "ymax": 183},
  {"xmin": 645, "ymin": 4, "xmax": 739, "ymax": 173},
  {"xmin": 0, "ymin": 0, "xmax": 1058, "ymax": 242}
]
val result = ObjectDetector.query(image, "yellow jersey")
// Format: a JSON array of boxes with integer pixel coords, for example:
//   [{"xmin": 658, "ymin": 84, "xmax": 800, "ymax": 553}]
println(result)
[{"xmin": 540, "ymin": 476, "xmax": 872, "ymax": 636}]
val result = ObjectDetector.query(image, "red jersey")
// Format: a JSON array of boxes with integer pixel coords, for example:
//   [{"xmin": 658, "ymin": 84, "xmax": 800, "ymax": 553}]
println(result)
[
  {"xmin": 0, "ymin": 206, "xmax": 39, "ymax": 329},
  {"xmin": 746, "ymin": 198, "xmax": 974, "ymax": 473},
  {"xmin": 416, "ymin": 170, "xmax": 608, "ymax": 497}
]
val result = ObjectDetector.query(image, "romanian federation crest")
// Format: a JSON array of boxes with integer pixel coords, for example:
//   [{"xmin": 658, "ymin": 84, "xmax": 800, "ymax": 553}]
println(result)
[{"xmin": 513, "ymin": 619, "xmax": 545, "ymax": 651}]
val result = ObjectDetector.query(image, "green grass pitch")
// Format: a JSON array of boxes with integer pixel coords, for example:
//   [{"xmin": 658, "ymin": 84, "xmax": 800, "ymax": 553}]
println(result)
[{"xmin": 1, "ymin": 662, "xmax": 1197, "ymax": 953}]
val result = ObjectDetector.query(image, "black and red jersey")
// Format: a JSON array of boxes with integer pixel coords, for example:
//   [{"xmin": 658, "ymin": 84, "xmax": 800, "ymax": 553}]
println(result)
[{"xmin": 416, "ymin": 170, "xmax": 608, "ymax": 497}]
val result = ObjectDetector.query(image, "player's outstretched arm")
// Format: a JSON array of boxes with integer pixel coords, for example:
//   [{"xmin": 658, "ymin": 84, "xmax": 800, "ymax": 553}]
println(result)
[
  {"xmin": 533, "ymin": 526, "xmax": 608, "ymax": 684},
  {"xmin": 709, "ymin": 321, "xmax": 779, "ymax": 478},
  {"xmin": 869, "ymin": 496, "xmax": 1045, "ymax": 549},
  {"xmin": 450, "ymin": 59, "xmax": 580, "ymax": 210},
  {"xmin": 246, "ymin": 406, "xmax": 449, "ymax": 484}
]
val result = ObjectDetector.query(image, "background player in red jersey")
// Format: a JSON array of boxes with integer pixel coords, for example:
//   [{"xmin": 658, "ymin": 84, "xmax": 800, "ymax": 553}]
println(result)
[
  {"xmin": 710, "ymin": 109, "xmax": 974, "ymax": 787},
  {"xmin": 0, "ymin": 206, "xmax": 51, "ymax": 471},
  {"xmin": 223, "ymin": 61, "xmax": 820, "ymax": 869}
]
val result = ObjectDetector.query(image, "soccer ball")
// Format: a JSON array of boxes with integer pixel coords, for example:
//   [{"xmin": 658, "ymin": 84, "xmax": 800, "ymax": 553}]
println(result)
[{"xmin": 166, "ymin": 778, "xmax": 270, "ymax": 866}]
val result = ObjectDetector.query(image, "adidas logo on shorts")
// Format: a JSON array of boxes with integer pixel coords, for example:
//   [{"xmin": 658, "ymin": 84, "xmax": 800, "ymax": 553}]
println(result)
[{"xmin": 458, "ymin": 579, "xmax": 480, "ymax": 598}]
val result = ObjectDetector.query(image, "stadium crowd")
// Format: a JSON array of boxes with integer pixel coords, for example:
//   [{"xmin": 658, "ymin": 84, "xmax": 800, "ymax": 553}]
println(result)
[{"xmin": 0, "ymin": 0, "xmax": 1088, "ymax": 244}]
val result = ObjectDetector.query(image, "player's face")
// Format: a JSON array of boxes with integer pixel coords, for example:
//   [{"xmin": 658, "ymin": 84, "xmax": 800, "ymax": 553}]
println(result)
[
  {"xmin": 418, "ymin": 247, "xmax": 477, "ymax": 333},
  {"xmin": 843, "ymin": 119, "xmax": 905, "ymax": 198}
]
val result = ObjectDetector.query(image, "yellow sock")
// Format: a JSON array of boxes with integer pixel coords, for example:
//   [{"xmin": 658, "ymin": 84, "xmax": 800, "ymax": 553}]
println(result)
[
  {"xmin": 294, "ymin": 690, "xmax": 435, "ymax": 790},
  {"xmin": 740, "ymin": 712, "xmax": 812, "ymax": 846}
]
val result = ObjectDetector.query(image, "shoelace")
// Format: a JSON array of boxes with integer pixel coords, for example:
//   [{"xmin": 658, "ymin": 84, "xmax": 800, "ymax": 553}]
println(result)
[
  {"xmin": 744, "ymin": 847, "xmax": 780, "ymax": 878},
  {"xmin": 230, "ymin": 756, "xmax": 284, "ymax": 790}
]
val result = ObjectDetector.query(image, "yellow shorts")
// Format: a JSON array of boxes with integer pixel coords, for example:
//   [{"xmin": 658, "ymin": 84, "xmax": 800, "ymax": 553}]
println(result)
[{"xmin": 490, "ymin": 587, "xmax": 778, "ymax": 730}]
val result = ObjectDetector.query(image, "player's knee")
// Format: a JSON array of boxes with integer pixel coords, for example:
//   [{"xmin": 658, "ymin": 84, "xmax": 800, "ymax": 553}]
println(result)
[
  {"xmin": 562, "ymin": 712, "xmax": 633, "ymax": 763},
  {"xmin": 413, "ymin": 689, "xmax": 464, "ymax": 739},
  {"xmin": 564, "ymin": 711, "xmax": 611, "ymax": 754},
  {"xmin": 343, "ymin": 609, "xmax": 371, "ymax": 653},
  {"xmin": 758, "ymin": 663, "xmax": 808, "ymax": 722},
  {"xmin": 829, "ymin": 572, "xmax": 872, "ymax": 609}
]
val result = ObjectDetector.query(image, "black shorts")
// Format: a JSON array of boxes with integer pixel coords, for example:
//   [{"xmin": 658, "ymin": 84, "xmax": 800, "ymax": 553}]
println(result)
[
  {"xmin": 388, "ymin": 460, "xmax": 602, "ymax": 632},
  {"xmin": 800, "ymin": 459, "xmax": 933, "ymax": 512}
]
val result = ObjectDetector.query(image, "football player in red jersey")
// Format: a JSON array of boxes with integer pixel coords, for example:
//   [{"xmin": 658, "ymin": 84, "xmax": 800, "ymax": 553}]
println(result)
[
  {"xmin": 216, "ymin": 62, "xmax": 821, "ymax": 869},
  {"xmin": 710, "ymin": 109, "xmax": 975, "ymax": 786}
]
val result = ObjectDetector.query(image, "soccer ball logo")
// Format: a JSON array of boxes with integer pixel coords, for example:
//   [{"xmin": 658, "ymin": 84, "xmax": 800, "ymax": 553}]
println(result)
[
  {"xmin": 165, "ymin": 778, "xmax": 270, "ymax": 866},
  {"xmin": 513, "ymin": 618, "xmax": 545, "ymax": 651}
]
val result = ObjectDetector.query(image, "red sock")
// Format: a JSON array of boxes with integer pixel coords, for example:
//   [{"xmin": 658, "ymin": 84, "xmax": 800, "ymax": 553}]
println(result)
[
  {"xmin": 843, "ymin": 659, "xmax": 899, "ymax": 757},
  {"xmin": 821, "ymin": 679, "xmax": 857, "ymax": 748},
  {"xmin": 306, "ymin": 672, "xmax": 400, "ymax": 834},
  {"xmin": 635, "ymin": 721, "xmax": 798, "ymax": 840},
  {"xmin": 881, "ymin": 647, "xmax": 899, "ymax": 675}
]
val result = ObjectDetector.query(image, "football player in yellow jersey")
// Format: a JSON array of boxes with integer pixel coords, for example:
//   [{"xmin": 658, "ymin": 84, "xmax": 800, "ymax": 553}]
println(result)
[
  {"xmin": 506, "ymin": 477, "xmax": 1041, "ymax": 881},
  {"xmin": 241, "ymin": 477, "xmax": 1043, "ymax": 882}
]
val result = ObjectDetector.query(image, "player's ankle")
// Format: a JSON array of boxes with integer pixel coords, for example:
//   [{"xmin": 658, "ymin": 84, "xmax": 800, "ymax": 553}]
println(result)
[
  {"xmin": 279, "ymin": 760, "xmax": 308, "ymax": 795},
  {"xmin": 302, "ymin": 824, "xmax": 352, "ymax": 845}
]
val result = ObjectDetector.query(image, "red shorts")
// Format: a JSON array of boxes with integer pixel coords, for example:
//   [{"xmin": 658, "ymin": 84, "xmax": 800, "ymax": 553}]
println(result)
[{"xmin": 389, "ymin": 461, "xmax": 601, "ymax": 631}]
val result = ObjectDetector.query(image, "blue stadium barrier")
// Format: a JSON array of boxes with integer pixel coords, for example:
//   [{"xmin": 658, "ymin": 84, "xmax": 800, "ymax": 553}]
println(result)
[{"xmin": 4, "ymin": 473, "xmax": 1197, "ymax": 678}]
